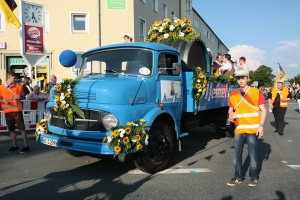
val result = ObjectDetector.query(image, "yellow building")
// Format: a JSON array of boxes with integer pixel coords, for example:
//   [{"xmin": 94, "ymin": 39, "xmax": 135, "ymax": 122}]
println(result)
[{"xmin": 0, "ymin": 0, "xmax": 228, "ymax": 89}]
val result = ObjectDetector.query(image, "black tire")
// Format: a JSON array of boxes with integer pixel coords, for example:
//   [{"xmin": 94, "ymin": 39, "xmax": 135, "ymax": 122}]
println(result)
[
  {"xmin": 224, "ymin": 123, "xmax": 235, "ymax": 137},
  {"xmin": 133, "ymin": 120, "xmax": 174, "ymax": 174},
  {"xmin": 215, "ymin": 127, "xmax": 226, "ymax": 137},
  {"xmin": 65, "ymin": 149, "xmax": 85, "ymax": 157}
]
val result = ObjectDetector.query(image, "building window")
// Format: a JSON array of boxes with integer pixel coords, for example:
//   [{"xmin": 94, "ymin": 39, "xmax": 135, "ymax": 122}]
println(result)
[
  {"xmin": 71, "ymin": 13, "xmax": 89, "ymax": 33},
  {"xmin": 45, "ymin": 11, "xmax": 50, "ymax": 33},
  {"xmin": 139, "ymin": 18, "xmax": 146, "ymax": 38},
  {"xmin": 0, "ymin": 10, "xmax": 5, "ymax": 33},
  {"xmin": 193, "ymin": 17, "xmax": 199, "ymax": 29},
  {"xmin": 152, "ymin": 0, "xmax": 158, "ymax": 12},
  {"xmin": 140, "ymin": 0, "xmax": 146, "ymax": 3},
  {"xmin": 162, "ymin": 3, "xmax": 167, "ymax": 18},
  {"xmin": 186, "ymin": 0, "xmax": 191, "ymax": 13}
]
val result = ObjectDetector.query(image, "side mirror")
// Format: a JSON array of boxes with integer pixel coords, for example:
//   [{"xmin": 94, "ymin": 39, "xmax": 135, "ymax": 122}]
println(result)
[
  {"xmin": 172, "ymin": 62, "xmax": 180, "ymax": 75},
  {"xmin": 59, "ymin": 50, "xmax": 77, "ymax": 68}
]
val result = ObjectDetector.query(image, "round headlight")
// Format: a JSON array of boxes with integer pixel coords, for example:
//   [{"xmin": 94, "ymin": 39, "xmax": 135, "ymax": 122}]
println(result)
[
  {"xmin": 45, "ymin": 109, "xmax": 52, "ymax": 123},
  {"xmin": 102, "ymin": 115, "xmax": 118, "ymax": 130}
]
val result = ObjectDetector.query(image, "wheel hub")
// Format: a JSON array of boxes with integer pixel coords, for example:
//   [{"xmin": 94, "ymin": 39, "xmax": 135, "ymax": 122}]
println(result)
[{"xmin": 146, "ymin": 131, "xmax": 170, "ymax": 164}]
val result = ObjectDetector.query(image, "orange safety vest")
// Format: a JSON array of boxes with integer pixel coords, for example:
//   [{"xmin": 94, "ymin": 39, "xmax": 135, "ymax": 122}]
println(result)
[
  {"xmin": 0, "ymin": 84, "xmax": 23, "ymax": 114},
  {"xmin": 229, "ymin": 87, "xmax": 261, "ymax": 134},
  {"xmin": 271, "ymin": 87, "xmax": 288, "ymax": 108}
]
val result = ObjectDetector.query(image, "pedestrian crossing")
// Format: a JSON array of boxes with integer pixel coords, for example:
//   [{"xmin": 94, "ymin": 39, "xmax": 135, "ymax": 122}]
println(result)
[{"xmin": 128, "ymin": 168, "xmax": 212, "ymax": 174}]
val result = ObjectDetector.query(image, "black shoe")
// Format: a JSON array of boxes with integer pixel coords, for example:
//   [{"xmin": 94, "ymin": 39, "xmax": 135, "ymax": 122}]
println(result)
[
  {"xmin": 274, "ymin": 130, "xmax": 279, "ymax": 132},
  {"xmin": 279, "ymin": 132, "xmax": 283, "ymax": 135},
  {"xmin": 6, "ymin": 146, "xmax": 19, "ymax": 153},
  {"xmin": 20, "ymin": 147, "xmax": 30, "ymax": 153},
  {"xmin": 227, "ymin": 177, "xmax": 242, "ymax": 186},
  {"xmin": 248, "ymin": 178, "xmax": 258, "ymax": 187}
]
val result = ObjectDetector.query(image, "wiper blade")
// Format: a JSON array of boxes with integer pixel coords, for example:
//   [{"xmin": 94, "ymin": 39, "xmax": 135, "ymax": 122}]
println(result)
[{"xmin": 105, "ymin": 69, "xmax": 121, "ymax": 73}]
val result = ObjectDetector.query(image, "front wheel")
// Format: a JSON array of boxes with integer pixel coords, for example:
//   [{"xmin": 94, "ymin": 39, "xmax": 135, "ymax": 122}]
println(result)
[{"xmin": 133, "ymin": 120, "xmax": 174, "ymax": 174}]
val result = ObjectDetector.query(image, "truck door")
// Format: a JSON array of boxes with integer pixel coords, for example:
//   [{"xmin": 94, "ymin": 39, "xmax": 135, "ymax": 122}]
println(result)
[{"xmin": 157, "ymin": 53, "xmax": 182, "ymax": 120}]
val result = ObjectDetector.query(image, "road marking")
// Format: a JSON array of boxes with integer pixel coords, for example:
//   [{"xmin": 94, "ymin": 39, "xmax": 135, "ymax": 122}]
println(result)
[
  {"xmin": 128, "ymin": 168, "xmax": 212, "ymax": 174},
  {"xmin": 287, "ymin": 165, "xmax": 300, "ymax": 169}
]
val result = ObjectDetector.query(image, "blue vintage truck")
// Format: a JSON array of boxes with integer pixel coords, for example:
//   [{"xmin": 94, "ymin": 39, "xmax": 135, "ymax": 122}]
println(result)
[{"xmin": 41, "ymin": 40, "xmax": 236, "ymax": 173}]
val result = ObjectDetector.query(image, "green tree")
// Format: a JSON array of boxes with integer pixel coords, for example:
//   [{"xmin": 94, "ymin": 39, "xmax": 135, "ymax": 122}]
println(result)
[
  {"xmin": 289, "ymin": 74, "xmax": 300, "ymax": 85},
  {"xmin": 253, "ymin": 65, "xmax": 275, "ymax": 87}
]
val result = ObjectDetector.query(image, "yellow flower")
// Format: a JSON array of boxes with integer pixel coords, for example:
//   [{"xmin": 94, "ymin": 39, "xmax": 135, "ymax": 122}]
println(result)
[
  {"xmin": 68, "ymin": 109, "xmax": 73, "ymax": 115},
  {"xmin": 55, "ymin": 96, "xmax": 60, "ymax": 102},
  {"xmin": 199, "ymin": 73, "xmax": 205, "ymax": 78},
  {"xmin": 202, "ymin": 88, "xmax": 206, "ymax": 93},
  {"xmin": 195, "ymin": 93, "xmax": 200, "ymax": 98},
  {"xmin": 136, "ymin": 144, "xmax": 143, "ymax": 150},
  {"xmin": 183, "ymin": 18, "xmax": 187, "ymax": 22},
  {"xmin": 151, "ymin": 33, "xmax": 157, "ymax": 39},
  {"xmin": 43, "ymin": 130, "xmax": 48, "ymax": 134},
  {"xmin": 64, "ymin": 78, "xmax": 68, "ymax": 81},
  {"xmin": 166, "ymin": 18, "xmax": 171, "ymax": 23},
  {"xmin": 142, "ymin": 129, "xmax": 147, "ymax": 134},
  {"xmin": 197, "ymin": 66, "xmax": 202, "ymax": 70},
  {"xmin": 42, "ymin": 124, "xmax": 47, "ymax": 128},
  {"xmin": 112, "ymin": 130, "xmax": 119, "ymax": 137},
  {"xmin": 158, "ymin": 20, "xmax": 162, "ymax": 25},
  {"xmin": 127, "ymin": 122, "xmax": 133, "ymax": 126},
  {"xmin": 102, "ymin": 137, "xmax": 107, "ymax": 143},
  {"xmin": 159, "ymin": 35, "xmax": 164, "ymax": 40},
  {"xmin": 214, "ymin": 73, "xmax": 219, "ymax": 77},
  {"xmin": 195, "ymin": 84, "xmax": 201, "ymax": 90},
  {"xmin": 179, "ymin": 20, "xmax": 183, "ymax": 24},
  {"xmin": 186, "ymin": 27, "xmax": 192, "ymax": 32},
  {"xmin": 188, "ymin": 20, "xmax": 192, "ymax": 25},
  {"xmin": 54, "ymin": 107, "xmax": 58, "ymax": 112},
  {"xmin": 125, "ymin": 127, "xmax": 131, "ymax": 135},
  {"xmin": 204, "ymin": 80, "xmax": 207, "ymax": 84},
  {"xmin": 136, "ymin": 135, "xmax": 141, "ymax": 142},
  {"xmin": 65, "ymin": 93, "xmax": 71, "ymax": 98},
  {"xmin": 56, "ymin": 85, "xmax": 62, "ymax": 91},
  {"xmin": 140, "ymin": 119, "xmax": 146, "ymax": 123},
  {"xmin": 36, "ymin": 123, "xmax": 40, "ymax": 128},
  {"xmin": 60, "ymin": 104, "xmax": 66, "ymax": 110},
  {"xmin": 168, "ymin": 32, "xmax": 173, "ymax": 36},
  {"xmin": 229, "ymin": 75, "xmax": 233, "ymax": 79},
  {"xmin": 122, "ymin": 137, "xmax": 130, "ymax": 144},
  {"xmin": 114, "ymin": 146, "xmax": 121, "ymax": 153},
  {"xmin": 154, "ymin": 20, "xmax": 158, "ymax": 25}
]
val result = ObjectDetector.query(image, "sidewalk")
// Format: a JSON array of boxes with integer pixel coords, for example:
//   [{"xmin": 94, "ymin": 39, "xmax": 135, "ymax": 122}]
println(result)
[{"xmin": 0, "ymin": 130, "xmax": 35, "ymax": 144}]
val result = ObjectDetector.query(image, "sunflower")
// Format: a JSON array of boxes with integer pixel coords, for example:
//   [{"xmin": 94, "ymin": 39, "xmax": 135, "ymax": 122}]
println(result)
[
  {"xmin": 55, "ymin": 96, "xmax": 60, "ymax": 102},
  {"xmin": 214, "ymin": 73, "xmax": 219, "ymax": 77},
  {"xmin": 168, "ymin": 32, "xmax": 173, "ymax": 36},
  {"xmin": 195, "ymin": 93, "xmax": 200, "ymax": 98},
  {"xmin": 199, "ymin": 73, "xmax": 205, "ymax": 78},
  {"xmin": 127, "ymin": 122, "xmax": 133, "ymax": 126},
  {"xmin": 151, "ymin": 33, "xmax": 157, "ymax": 39},
  {"xmin": 140, "ymin": 119, "xmax": 146, "ymax": 123},
  {"xmin": 204, "ymin": 79, "xmax": 207, "ymax": 84},
  {"xmin": 114, "ymin": 146, "xmax": 121, "ymax": 153},
  {"xmin": 102, "ymin": 137, "xmax": 107, "ymax": 142},
  {"xmin": 64, "ymin": 78, "xmax": 68, "ymax": 81},
  {"xmin": 54, "ymin": 107, "xmax": 58, "ymax": 112},
  {"xmin": 142, "ymin": 129, "xmax": 147, "ymax": 135},
  {"xmin": 186, "ymin": 27, "xmax": 192, "ymax": 32},
  {"xmin": 43, "ymin": 130, "xmax": 48, "ymax": 134},
  {"xmin": 197, "ymin": 66, "xmax": 202, "ymax": 70},
  {"xmin": 56, "ymin": 85, "xmax": 62, "ymax": 91},
  {"xmin": 229, "ymin": 75, "xmax": 233, "ymax": 79},
  {"xmin": 42, "ymin": 124, "xmax": 47, "ymax": 128},
  {"xmin": 135, "ymin": 135, "xmax": 141, "ymax": 142},
  {"xmin": 65, "ymin": 93, "xmax": 71, "ymax": 98},
  {"xmin": 112, "ymin": 130, "xmax": 119, "ymax": 137},
  {"xmin": 187, "ymin": 20, "xmax": 192, "ymax": 25},
  {"xmin": 202, "ymin": 88, "xmax": 206, "ymax": 93},
  {"xmin": 125, "ymin": 127, "xmax": 131, "ymax": 135},
  {"xmin": 195, "ymin": 84, "xmax": 201, "ymax": 90},
  {"xmin": 122, "ymin": 137, "xmax": 130, "ymax": 144},
  {"xmin": 60, "ymin": 104, "xmax": 66, "ymax": 110},
  {"xmin": 68, "ymin": 109, "xmax": 73, "ymax": 115},
  {"xmin": 166, "ymin": 18, "xmax": 171, "ymax": 23},
  {"xmin": 36, "ymin": 123, "xmax": 40, "ymax": 128},
  {"xmin": 136, "ymin": 144, "xmax": 143, "ymax": 150}
]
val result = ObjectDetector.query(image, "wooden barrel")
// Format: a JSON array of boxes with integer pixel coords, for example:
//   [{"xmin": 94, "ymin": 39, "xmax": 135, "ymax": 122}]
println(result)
[{"xmin": 161, "ymin": 39, "xmax": 210, "ymax": 72}]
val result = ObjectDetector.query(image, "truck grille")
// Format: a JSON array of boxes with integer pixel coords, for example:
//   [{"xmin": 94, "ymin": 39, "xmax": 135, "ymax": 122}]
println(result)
[{"xmin": 50, "ymin": 108, "xmax": 108, "ymax": 131}]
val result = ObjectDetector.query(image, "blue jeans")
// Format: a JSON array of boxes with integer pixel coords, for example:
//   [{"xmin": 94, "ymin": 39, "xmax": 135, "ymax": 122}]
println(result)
[{"xmin": 233, "ymin": 134, "xmax": 258, "ymax": 180}]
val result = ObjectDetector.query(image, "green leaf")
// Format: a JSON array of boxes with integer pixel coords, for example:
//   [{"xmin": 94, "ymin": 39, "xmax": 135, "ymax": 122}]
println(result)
[
  {"xmin": 67, "ymin": 114, "xmax": 74, "ymax": 126},
  {"xmin": 72, "ymin": 105, "xmax": 85, "ymax": 119}
]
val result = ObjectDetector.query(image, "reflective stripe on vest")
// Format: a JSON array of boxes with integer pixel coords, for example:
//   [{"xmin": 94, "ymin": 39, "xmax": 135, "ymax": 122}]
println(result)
[
  {"xmin": 236, "ymin": 124, "xmax": 260, "ymax": 129},
  {"xmin": 0, "ymin": 84, "xmax": 23, "ymax": 113},
  {"xmin": 236, "ymin": 112, "xmax": 260, "ymax": 118}
]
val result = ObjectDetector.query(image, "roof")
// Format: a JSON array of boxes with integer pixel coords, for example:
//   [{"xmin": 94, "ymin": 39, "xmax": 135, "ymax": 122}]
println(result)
[{"xmin": 83, "ymin": 42, "xmax": 178, "ymax": 57}]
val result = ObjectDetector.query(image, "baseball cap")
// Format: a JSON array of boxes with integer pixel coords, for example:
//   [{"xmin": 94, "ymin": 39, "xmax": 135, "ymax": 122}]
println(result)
[
  {"xmin": 234, "ymin": 70, "xmax": 249, "ymax": 77},
  {"xmin": 277, "ymin": 79, "xmax": 284, "ymax": 83}
]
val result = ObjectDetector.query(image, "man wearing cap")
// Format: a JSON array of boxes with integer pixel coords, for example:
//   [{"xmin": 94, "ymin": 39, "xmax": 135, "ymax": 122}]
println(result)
[
  {"xmin": 124, "ymin": 34, "xmax": 133, "ymax": 43},
  {"xmin": 227, "ymin": 70, "xmax": 266, "ymax": 187},
  {"xmin": 268, "ymin": 80, "xmax": 292, "ymax": 135}
]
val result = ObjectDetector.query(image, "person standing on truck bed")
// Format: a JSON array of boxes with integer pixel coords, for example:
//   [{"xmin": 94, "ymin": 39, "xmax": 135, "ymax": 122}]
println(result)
[
  {"xmin": 218, "ymin": 54, "xmax": 233, "ymax": 75},
  {"xmin": 0, "ymin": 71, "xmax": 30, "ymax": 153},
  {"xmin": 227, "ymin": 70, "xmax": 266, "ymax": 187},
  {"xmin": 124, "ymin": 34, "xmax": 133, "ymax": 43}
]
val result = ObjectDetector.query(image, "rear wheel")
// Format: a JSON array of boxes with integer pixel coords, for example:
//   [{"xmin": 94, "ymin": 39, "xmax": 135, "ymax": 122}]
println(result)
[
  {"xmin": 134, "ymin": 120, "xmax": 174, "ymax": 174},
  {"xmin": 65, "ymin": 149, "xmax": 85, "ymax": 157}
]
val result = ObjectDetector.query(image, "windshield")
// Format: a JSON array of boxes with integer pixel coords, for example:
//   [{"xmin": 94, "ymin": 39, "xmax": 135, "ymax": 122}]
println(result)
[{"xmin": 79, "ymin": 48, "xmax": 153, "ymax": 76}]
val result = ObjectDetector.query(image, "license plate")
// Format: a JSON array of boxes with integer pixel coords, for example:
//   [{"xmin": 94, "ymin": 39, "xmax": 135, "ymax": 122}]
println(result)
[{"xmin": 43, "ymin": 138, "xmax": 58, "ymax": 147}]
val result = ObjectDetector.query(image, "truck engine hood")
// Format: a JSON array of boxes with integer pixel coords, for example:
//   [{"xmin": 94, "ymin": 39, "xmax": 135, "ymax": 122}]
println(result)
[{"xmin": 74, "ymin": 75, "xmax": 148, "ymax": 104}]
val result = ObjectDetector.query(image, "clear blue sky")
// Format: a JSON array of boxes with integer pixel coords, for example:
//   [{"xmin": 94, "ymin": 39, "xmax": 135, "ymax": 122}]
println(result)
[{"xmin": 193, "ymin": 0, "xmax": 300, "ymax": 81}]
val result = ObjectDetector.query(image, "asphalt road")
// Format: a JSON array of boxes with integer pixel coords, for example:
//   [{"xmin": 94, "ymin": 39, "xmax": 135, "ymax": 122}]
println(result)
[{"xmin": 0, "ymin": 102, "xmax": 299, "ymax": 200}]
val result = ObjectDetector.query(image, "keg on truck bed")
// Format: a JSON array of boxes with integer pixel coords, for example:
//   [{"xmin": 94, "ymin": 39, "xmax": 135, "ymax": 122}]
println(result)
[{"xmin": 161, "ymin": 39, "xmax": 210, "ymax": 72}]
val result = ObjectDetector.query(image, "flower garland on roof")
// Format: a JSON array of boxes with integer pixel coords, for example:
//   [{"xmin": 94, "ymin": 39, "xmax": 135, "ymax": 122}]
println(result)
[
  {"xmin": 145, "ymin": 16, "xmax": 200, "ymax": 44},
  {"xmin": 193, "ymin": 67, "xmax": 237, "ymax": 111},
  {"xmin": 103, "ymin": 119, "xmax": 150, "ymax": 162}
]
